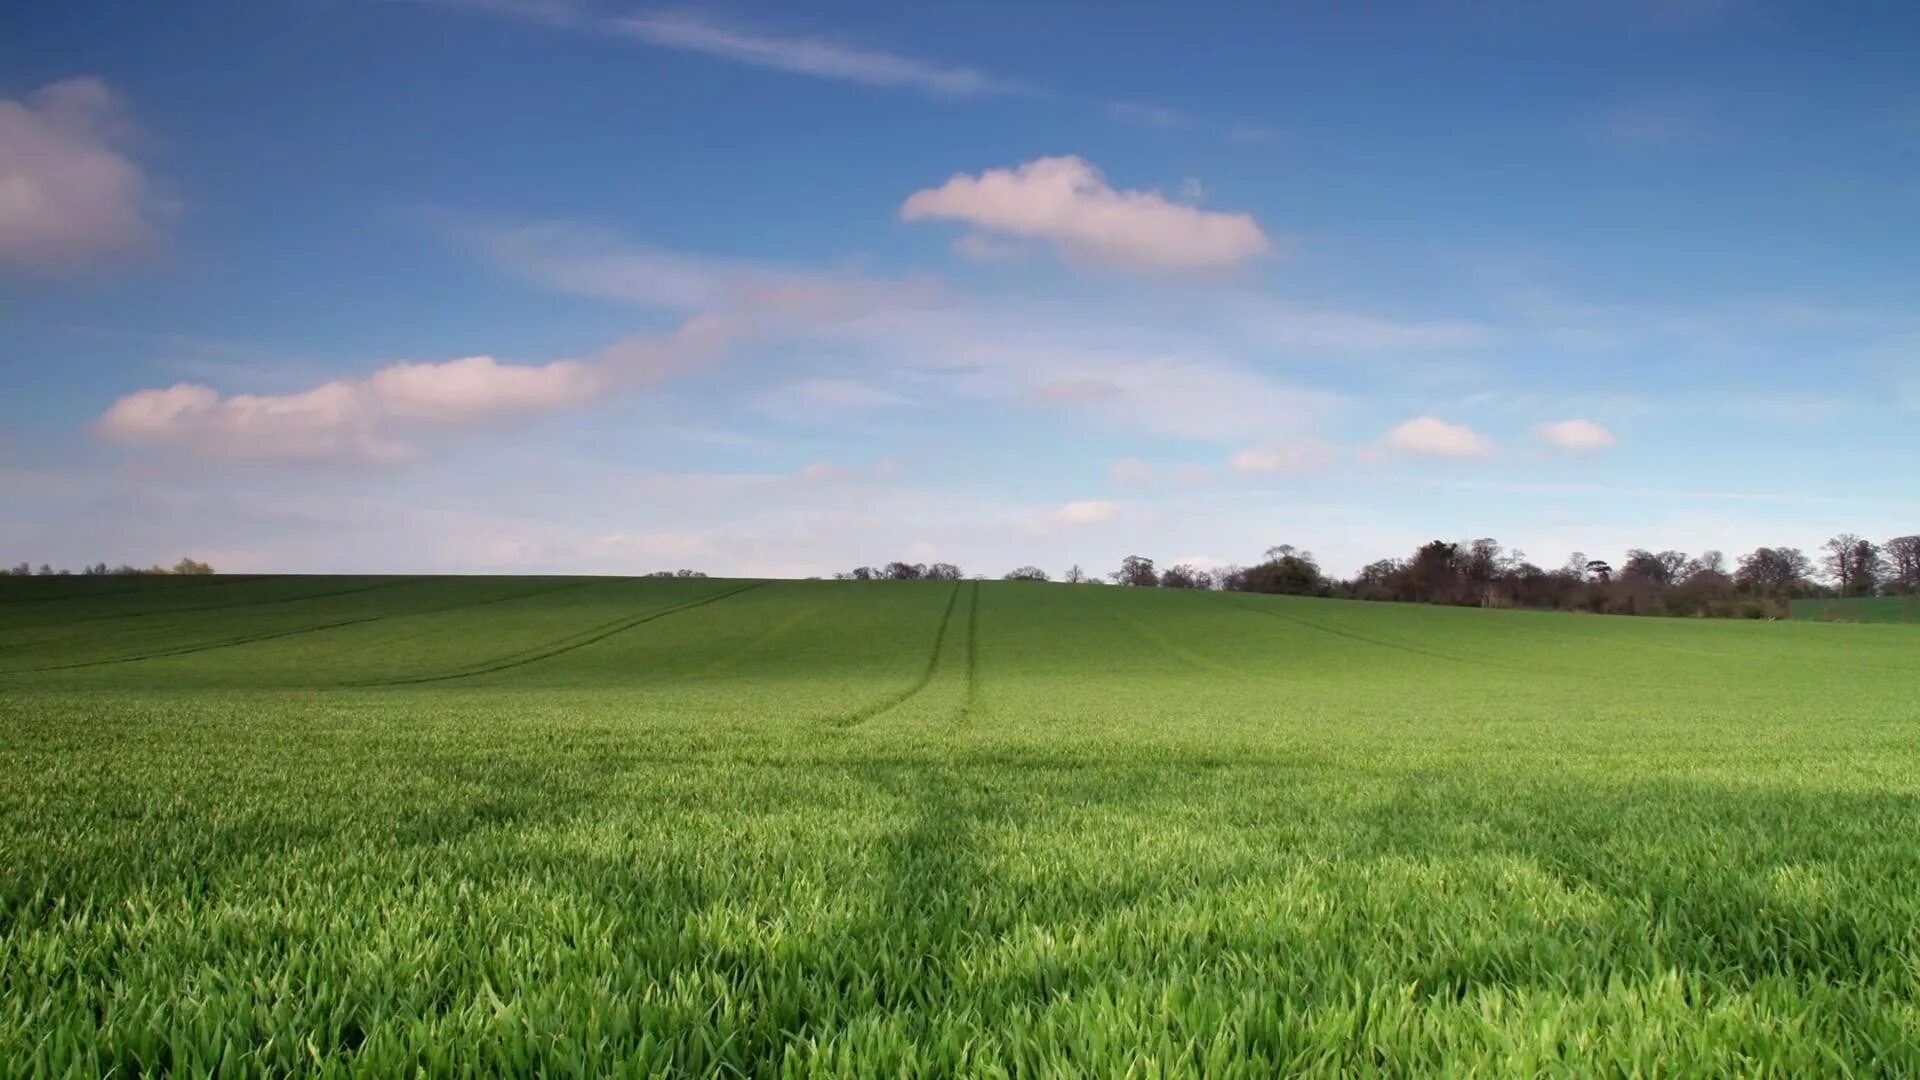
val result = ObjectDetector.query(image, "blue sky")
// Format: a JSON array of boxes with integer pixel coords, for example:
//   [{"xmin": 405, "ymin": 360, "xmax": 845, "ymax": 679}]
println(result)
[{"xmin": 2, "ymin": 0, "xmax": 1917, "ymax": 577}]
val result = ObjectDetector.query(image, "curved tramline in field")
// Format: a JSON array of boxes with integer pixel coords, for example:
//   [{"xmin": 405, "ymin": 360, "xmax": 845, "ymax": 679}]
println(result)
[
  {"xmin": 830, "ymin": 580, "xmax": 975, "ymax": 728},
  {"xmin": 353, "ymin": 578, "xmax": 769, "ymax": 686},
  {"xmin": 3, "ymin": 574, "xmax": 1920, "ymax": 1074}
]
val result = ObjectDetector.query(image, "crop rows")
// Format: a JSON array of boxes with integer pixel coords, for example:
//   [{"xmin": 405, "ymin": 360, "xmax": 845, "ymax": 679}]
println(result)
[{"xmin": 3, "ymin": 576, "xmax": 1918, "ymax": 1074}]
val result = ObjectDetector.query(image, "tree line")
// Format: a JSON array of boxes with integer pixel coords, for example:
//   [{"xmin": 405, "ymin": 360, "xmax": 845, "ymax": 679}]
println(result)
[
  {"xmin": 16, "ymin": 533, "xmax": 1917, "ymax": 620},
  {"xmin": 3, "ymin": 558, "xmax": 216, "ymax": 578},
  {"xmin": 836, "ymin": 532, "xmax": 1920, "ymax": 619}
]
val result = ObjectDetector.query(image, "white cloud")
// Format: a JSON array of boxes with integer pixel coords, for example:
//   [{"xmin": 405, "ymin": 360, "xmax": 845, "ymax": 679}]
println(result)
[
  {"xmin": 93, "ymin": 317, "xmax": 729, "ymax": 464},
  {"xmin": 951, "ymin": 230, "xmax": 1029, "ymax": 262},
  {"xmin": 95, "ymin": 381, "xmax": 410, "ymax": 464},
  {"xmin": 594, "ymin": 314, "xmax": 741, "ymax": 382},
  {"xmin": 1226, "ymin": 440, "xmax": 1338, "ymax": 475},
  {"xmin": 1051, "ymin": 499, "xmax": 1118, "ymax": 526},
  {"xmin": 367, "ymin": 355, "xmax": 600, "ymax": 419},
  {"xmin": 0, "ymin": 76, "xmax": 163, "ymax": 265},
  {"xmin": 1533, "ymin": 418, "xmax": 1617, "ymax": 451},
  {"xmin": 1379, "ymin": 417, "xmax": 1494, "ymax": 459},
  {"xmin": 900, "ymin": 155, "xmax": 1273, "ymax": 272},
  {"xmin": 610, "ymin": 10, "xmax": 1011, "ymax": 97},
  {"xmin": 94, "ymin": 356, "xmax": 598, "ymax": 464}
]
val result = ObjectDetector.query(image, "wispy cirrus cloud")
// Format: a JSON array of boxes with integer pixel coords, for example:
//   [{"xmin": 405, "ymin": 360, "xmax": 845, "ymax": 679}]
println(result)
[
  {"xmin": 412, "ymin": 2, "xmax": 1017, "ymax": 98},
  {"xmin": 611, "ymin": 10, "xmax": 1018, "ymax": 97},
  {"xmin": 1227, "ymin": 301, "xmax": 1492, "ymax": 351},
  {"xmin": 1105, "ymin": 101, "xmax": 1191, "ymax": 130},
  {"xmin": 458, "ymin": 218, "xmax": 935, "ymax": 319},
  {"xmin": 1226, "ymin": 440, "xmax": 1339, "ymax": 476},
  {"xmin": 1017, "ymin": 359, "xmax": 1341, "ymax": 443},
  {"xmin": 450, "ymin": 219, "xmax": 1496, "ymax": 451},
  {"xmin": 764, "ymin": 377, "xmax": 916, "ymax": 417}
]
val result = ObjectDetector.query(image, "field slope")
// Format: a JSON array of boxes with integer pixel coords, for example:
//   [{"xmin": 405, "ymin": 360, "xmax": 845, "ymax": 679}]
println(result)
[
  {"xmin": 4, "ymin": 575, "xmax": 1919, "ymax": 1074},
  {"xmin": 1792, "ymin": 594, "xmax": 1920, "ymax": 623}
]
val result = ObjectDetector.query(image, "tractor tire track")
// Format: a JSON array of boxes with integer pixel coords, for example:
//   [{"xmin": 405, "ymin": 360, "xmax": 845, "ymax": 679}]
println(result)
[
  {"xmin": 1200, "ymin": 592, "xmax": 1534, "ymax": 674},
  {"xmin": 960, "ymin": 581, "xmax": 981, "ymax": 718},
  {"xmin": 829, "ymin": 582, "xmax": 964, "ymax": 728},
  {"xmin": 220, "ymin": 578, "xmax": 630, "ymax": 660},
  {"xmin": 2, "ymin": 577, "xmax": 433, "ymax": 641},
  {"xmin": 2, "ymin": 578, "xmax": 621, "ymax": 674},
  {"xmin": 355, "ymin": 580, "xmax": 767, "ymax": 686},
  {"xmin": 0, "ymin": 574, "xmax": 274, "ymax": 606},
  {"xmin": 4, "ymin": 614, "xmax": 394, "ymax": 673},
  {"xmin": 1113, "ymin": 608, "xmax": 1240, "ymax": 675},
  {"xmin": 685, "ymin": 593, "xmax": 821, "ymax": 680}
]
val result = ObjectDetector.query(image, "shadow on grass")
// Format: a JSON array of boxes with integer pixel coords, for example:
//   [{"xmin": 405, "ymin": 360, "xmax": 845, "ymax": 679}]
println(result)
[{"xmin": 13, "ymin": 738, "xmax": 1920, "ymax": 1072}]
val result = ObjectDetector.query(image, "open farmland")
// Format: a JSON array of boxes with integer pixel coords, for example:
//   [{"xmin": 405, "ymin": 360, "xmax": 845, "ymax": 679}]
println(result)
[
  {"xmin": 3, "ymin": 575, "xmax": 1919, "ymax": 1075},
  {"xmin": 1792, "ymin": 595, "xmax": 1920, "ymax": 624}
]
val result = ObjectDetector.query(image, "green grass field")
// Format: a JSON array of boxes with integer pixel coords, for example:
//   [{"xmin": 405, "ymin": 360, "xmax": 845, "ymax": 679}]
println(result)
[
  {"xmin": 1792, "ymin": 595, "xmax": 1920, "ymax": 624},
  {"xmin": 4, "ymin": 575, "xmax": 1919, "ymax": 1075}
]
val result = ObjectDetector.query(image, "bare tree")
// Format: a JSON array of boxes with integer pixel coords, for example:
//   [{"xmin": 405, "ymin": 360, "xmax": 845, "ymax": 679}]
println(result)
[
  {"xmin": 1684, "ymin": 550, "xmax": 1728, "ymax": 580},
  {"xmin": 1736, "ymin": 547, "xmax": 1813, "ymax": 596},
  {"xmin": 1062, "ymin": 564, "xmax": 1089, "ymax": 584},
  {"xmin": 1885, "ymin": 535, "xmax": 1920, "ymax": 595},
  {"xmin": 1158, "ymin": 563, "xmax": 1212, "ymax": 589},
  {"xmin": 1110, "ymin": 555, "xmax": 1157, "ymax": 587},
  {"xmin": 925, "ymin": 563, "xmax": 964, "ymax": 580},
  {"xmin": 1848, "ymin": 539, "xmax": 1886, "ymax": 597},
  {"xmin": 1463, "ymin": 538, "xmax": 1503, "ymax": 604},
  {"xmin": 1821, "ymin": 534, "xmax": 1866, "ymax": 595},
  {"xmin": 1003, "ymin": 566, "xmax": 1049, "ymax": 581},
  {"xmin": 1623, "ymin": 549, "xmax": 1689, "ymax": 586}
]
